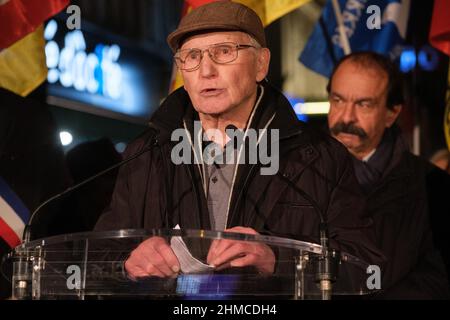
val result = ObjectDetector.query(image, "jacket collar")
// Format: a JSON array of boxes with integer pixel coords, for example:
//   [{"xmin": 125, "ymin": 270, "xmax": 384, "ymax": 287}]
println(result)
[{"xmin": 358, "ymin": 126, "xmax": 413, "ymax": 197}]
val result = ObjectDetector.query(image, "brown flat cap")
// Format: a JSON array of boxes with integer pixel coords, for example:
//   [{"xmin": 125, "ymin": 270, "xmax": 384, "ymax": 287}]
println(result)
[{"xmin": 167, "ymin": 1, "xmax": 266, "ymax": 52}]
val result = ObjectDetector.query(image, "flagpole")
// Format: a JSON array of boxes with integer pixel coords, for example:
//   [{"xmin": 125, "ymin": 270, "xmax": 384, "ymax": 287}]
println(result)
[{"xmin": 331, "ymin": 0, "xmax": 351, "ymax": 55}]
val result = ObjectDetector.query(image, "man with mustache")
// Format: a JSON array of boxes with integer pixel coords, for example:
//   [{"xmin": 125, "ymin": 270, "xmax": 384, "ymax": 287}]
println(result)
[{"xmin": 327, "ymin": 52, "xmax": 449, "ymax": 298}]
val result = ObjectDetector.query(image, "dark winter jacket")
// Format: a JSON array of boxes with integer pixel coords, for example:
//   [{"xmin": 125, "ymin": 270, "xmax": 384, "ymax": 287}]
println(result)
[{"xmin": 360, "ymin": 128, "xmax": 449, "ymax": 299}]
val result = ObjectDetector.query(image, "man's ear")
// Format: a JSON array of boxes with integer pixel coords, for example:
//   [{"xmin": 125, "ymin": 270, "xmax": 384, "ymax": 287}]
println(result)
[
  {"xmin": 256, "ymin": 48, "xmax": 271, "ymax": 82},
  {"xmin": 386, "ymin": 104, "xmax": 402, "ymax": 128}
]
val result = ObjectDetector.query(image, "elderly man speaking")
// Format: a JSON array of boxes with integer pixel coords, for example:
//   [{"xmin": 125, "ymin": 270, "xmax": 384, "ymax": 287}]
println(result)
[{"xmin": 95, "ymin": 1, "xmax": 382, "ymax": 282}]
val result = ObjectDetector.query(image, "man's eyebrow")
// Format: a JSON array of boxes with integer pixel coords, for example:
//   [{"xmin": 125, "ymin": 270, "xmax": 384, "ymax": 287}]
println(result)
[
  {"xmin": 179, "ymin": 47, "xmax": 199, "ymax": 51},
  {"xmin": 354, "ymin": 97, "xmax": 376, "ymax": 104},
  {"xmin": 329, "ymin": 92, "xmax": 345, "ymax": 100},
  {"xmin": 330, "ymin": 92, "xmax": 376, "ymax": 104}
]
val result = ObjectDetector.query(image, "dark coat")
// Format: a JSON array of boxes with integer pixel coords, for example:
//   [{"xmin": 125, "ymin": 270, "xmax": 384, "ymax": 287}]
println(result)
[
  {"xmin": 426, "ymin": 164, "xmax": 450, "ymax": 288},
  {"xmin": 365, "ymin": 130, "xmax": 449, "ymax": 299},
  {"xmin": 96, "ymin": 82, "xmax": 383, "ymax": 272}
]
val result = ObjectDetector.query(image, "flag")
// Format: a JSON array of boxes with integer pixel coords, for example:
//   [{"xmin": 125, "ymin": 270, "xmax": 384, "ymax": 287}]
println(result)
[
  {"xmin": 300, "ymin": 0, "xmax": 411, "ymax": 78},
  {"xmin": 0, "ymin": 177, "xmax": 30, "ymax": 248},
  {"xmin": 444, "ymin": 64, "xmax": 450, "ymax": 151},
  {"xmin": 0, "ymin": 25, "xmax": 47, "ymax": 96},
  {"xmin": 236, "ymin": 0, "xmax": 311, "ymax": 26},
  {"xmin": 170, "ymin": 0, "xmax": 311, "ymax": 92},
  {"xmin": 0, "ymin": 0, "xmax": 69, "ymax": 49},
  {"xmin": 428, "ymin": 0, "xmax": 450, "ymax": 149},
  {"xmin": 0, "ymin": 0, "xmax": 69, "ymax": 96},
  {"xmin": 429, "ymin": 0, "xmax": 450, "ymax": 57}
]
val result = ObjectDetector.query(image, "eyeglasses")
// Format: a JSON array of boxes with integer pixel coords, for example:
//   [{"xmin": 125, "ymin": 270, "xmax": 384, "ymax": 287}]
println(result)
[{"xmin": 174, "ymin": 42, "xmax": 257, "ymax": 71}]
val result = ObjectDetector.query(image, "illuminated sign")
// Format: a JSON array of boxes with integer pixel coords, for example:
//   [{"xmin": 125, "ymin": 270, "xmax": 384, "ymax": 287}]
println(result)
[
  {"xmin": 45, "ymin": 20, "xmax": 123, "ymax": 100},
  {"xmin": 45, "ymin": 17, "xmax": 170, "ymax": 122}
]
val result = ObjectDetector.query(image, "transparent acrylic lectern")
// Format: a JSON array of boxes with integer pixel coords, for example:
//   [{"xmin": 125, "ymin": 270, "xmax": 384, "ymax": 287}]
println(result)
[{"xmin": 5, "ymin": 229, "xmax": 374, "ymax": 300}]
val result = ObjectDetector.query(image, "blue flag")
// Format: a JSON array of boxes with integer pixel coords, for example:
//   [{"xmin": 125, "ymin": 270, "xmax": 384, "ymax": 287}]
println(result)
[{"xmin": 299, "ymin": 0, "xmax": 410, "ymax": 77}]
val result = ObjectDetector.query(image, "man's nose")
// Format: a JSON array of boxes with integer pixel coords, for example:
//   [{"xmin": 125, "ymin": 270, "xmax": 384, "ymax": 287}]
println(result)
[
  {"xmin": 340, "ymin": 103, "xmax": 357, "ymax": 123},
  {"xmin": 198, "ymin": 51, "xmax": 218, "ymax": 78}
]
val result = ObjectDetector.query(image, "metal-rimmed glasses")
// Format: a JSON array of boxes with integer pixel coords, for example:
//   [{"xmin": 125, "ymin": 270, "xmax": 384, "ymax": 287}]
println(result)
[{"xmin": 174, "ymin": 42, "xmax": 257, "ymax": 71}]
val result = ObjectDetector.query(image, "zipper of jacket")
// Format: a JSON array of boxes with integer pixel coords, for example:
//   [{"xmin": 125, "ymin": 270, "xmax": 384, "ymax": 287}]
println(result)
[
  {"xmin": 183, "ymin": 119, "xmax": 207, "ymax": 197},
  {"xmin": 224, "ymin": 86, "xmax": 266, "ymax": 229},
  {"xmin": 185, "ymin": 161, "xmax": 207, "ymax": 228}
]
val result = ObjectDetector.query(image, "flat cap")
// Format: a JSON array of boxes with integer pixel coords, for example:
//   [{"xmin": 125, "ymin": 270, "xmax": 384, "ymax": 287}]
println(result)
[{"xmin": 167, "ymin": 1, "xmax": 266, "ymax": 52}]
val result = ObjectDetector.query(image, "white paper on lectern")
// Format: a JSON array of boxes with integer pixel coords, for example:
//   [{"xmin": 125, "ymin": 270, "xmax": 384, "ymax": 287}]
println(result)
[{"xmin": 170, "ymin": 225, "xmax": 214, "ymax": 274}]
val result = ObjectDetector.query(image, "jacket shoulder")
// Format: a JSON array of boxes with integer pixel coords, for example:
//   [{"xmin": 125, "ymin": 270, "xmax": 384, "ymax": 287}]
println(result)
[{"xmin": 122, "ymin": 128, "xmax": 158, "ymax": 157}]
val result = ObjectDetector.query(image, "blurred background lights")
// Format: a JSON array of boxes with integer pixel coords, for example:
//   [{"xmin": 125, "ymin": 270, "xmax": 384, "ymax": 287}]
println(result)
[
  {"xmin": 114, "ymin": 142, "xmax": 127, "ymax": 153},
  {"xmin": 59, "ymin": 131, "xmax": 73, "ymax": 146},
  {"xmin": 400, "ymin": 47, "xmax": 416, "ymax": 73}
]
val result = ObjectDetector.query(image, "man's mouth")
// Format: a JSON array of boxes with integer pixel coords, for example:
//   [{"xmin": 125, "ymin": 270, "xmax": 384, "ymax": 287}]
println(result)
[
  {"xmin": 200, "ymin": 88, "xmax": 224, "ymax": 96},
  {"xmin": 337, "ymin": 132, "xmax": 359, "ymax": 139}
]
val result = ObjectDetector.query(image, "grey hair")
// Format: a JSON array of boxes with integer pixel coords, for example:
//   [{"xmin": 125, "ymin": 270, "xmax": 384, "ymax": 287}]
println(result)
[{"xmin": 246, "ymin": 33, "xmax": 262, "ymax": 48}]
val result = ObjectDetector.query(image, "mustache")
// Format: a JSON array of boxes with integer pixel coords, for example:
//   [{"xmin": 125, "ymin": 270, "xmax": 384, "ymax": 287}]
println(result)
[{"xmin": 330, "ymin": 122, "xmax": 368, "ymax": 139}]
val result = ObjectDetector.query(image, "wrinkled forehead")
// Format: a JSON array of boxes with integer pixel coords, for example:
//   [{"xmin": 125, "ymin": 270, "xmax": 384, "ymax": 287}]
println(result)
[
  {"xmin": 332, "ymin": 61, "xmax": 389, "ymax": 96},
  {"xmin": 336, "ymin": 60, "xmax": 388, "ymax": 84},
  {"xmin": 180, "ymin": 31, "xmax": 251, "ymax": 50}
]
